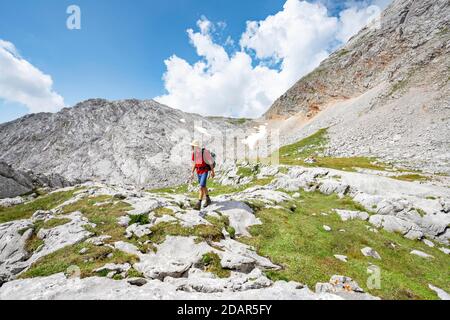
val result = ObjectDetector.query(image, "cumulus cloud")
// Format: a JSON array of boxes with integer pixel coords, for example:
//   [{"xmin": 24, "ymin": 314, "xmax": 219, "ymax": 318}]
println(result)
[
  {"xmin": 337, "ymin": 4, "xmax": 384, "ymax": 43},
  {"xmin": 0, "ymin": 39, "xmax": 66, "ymax": 113},
  {"xmin": 156, "ymin": 0, "xmax": 389, "ymax": 118}
]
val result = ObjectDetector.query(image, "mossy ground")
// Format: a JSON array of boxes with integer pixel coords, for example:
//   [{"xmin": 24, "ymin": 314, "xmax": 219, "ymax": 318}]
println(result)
[
  {"xmin": 274, "ymin": 129, "xmax": 432, "ymax": 181},
  {"xmin": 24, "ymin": 218, "xmax": 72, "ymax": 254},
  {"xmin": 275, "ymin": 129, "xmax": 393, "ymax": 172},
  {"xmin": 200, "ymin": 252, "xmax": 231, "ymax": 278},
  {"xmin": 21, "ymin": 243, "xmax": 138, "ymax": 279},
  {"xmin": 148, "ymin": 221, "xmax": 223, "ymax": 244},
  {"xmin": 0, "ymin": 188, "xmax": 82, "ymax": 224},
  {"xmin": 240, "ymin": 191, "xmax": 449, "ymax": 300},
  {"xmin": 61, "ymin": 195, "xmax": 132, "ymax": 243},
  {"xmin": 392, "ymin": 174, "xmax": 430, "ymax": 182},
  {"xmin": 205, "ymin": 213, "xmax": 236, "ymax": 239}
]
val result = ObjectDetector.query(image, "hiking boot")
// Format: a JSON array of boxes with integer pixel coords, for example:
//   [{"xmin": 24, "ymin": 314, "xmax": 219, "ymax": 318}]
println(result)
[
  {"xmin": 205, "ymin": 195, "xmax": 212, "ymax": 207},
  {"xmin": 193, "ymin": 200, "xmax": 202, "ymax": 211}
]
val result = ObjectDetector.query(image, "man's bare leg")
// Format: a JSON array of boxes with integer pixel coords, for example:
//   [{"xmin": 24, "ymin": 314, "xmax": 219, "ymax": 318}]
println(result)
[
  {"xmin": 194, "ymin": 188, "xmax": 204, "ymax": 210},
  {"xmin": 204, "ymin": 187, "xmax": 211, "ymax": 207}
]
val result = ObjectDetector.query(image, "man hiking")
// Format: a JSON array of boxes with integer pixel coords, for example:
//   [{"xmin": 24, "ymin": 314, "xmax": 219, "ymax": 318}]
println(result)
[{"xmin": 190, "ymin": 140, "xmax": 215, "ymax": 210}]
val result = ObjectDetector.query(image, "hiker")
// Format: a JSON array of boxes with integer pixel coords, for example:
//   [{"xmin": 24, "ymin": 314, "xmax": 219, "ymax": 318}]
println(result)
[{"xmin": 190, "ymin": 140, "xmax": 215, "ymax": 210}]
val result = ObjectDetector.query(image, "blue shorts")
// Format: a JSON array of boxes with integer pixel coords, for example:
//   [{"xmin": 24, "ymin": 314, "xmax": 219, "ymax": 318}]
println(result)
[{"xmin": 197, "ymin": 172, "xmax": 209, "ymax": 187}]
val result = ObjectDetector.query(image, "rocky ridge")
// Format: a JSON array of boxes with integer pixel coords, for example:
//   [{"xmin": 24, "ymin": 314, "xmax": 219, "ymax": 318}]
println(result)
[
  {"xmin": 0, "ymin": 161, "xmax": 73, "ymax": 199},
  {"xmin": 263, "ymin": 0, "xmax": 450, "ymax": 174},
  {"xmin": 0, "ymin": 99, "xmax": 240, "ymax": 190}
]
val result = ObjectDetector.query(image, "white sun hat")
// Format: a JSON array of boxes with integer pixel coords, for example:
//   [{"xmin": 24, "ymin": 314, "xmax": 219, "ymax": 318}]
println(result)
[{"xmin": 190, "ymin": 140, "xmax": 201, "ymax": 147}]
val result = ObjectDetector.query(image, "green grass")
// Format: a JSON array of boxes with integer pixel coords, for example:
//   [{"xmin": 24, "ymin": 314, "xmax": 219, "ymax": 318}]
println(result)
[
  {"xmin": 205, "ymin": 213, "xmax": 230, "ymax": 230},
  {"xmin": 240, "ymin": 191, "xmax": 450, "ymax": 300},
  {"xmin": 0, "ymin": 189, "xmax": 82, "ymax": 224},
  {"xmin": 20, "ymin": 243, "xmax": 138, "ymax": 279},
  {"xmin": 61, "ymin": 195, "xmax": 132, "ymax": 243},
  {"xmin": 275, "ymin": 129, "xmax": 392, "ymax": 172},
  {"xmin": 389, "ymin": 79, "xmax": 409, "ymax": 96},
  {"xmin": 41, "ymin": 217, "xmax": 71, "ymax": 229},
  {"xmin": 142, "ymin": 220, "xmax": 223, "ymax": 245},
  {"xmin": 200, "ymin": 252, "xmax": 231, "ymax": 278},
  {"xmin": 147, "ymin": 184, "xmax": 189, "ymax": 195},
  {"xmin": 204, "ymin": 212, "xmax": 236, "ymax": 239},
  {"xmin": 153, "ymin": 207, "xmax": 175, "ymax": 217},
  {"xmin": 237, "ymin": 165, "xmax": 258, "ymax": 177},
  {"xmin": 437, "ymin": 26, "xmax": 449, "ymax": 37},
  {"xmin": 148, "ymin": 177, "xmax": 274, "ymax": 200},
  {"xmin": 23, "ymin": 217, "xmax": 72, "ymax": 254},
  {"xmin": 392, "ymin": 174, "xmax": 430, "ymax": 182},
  {"xmin": 336, "ymin": 48, "xmax": 350, "ymax": 57},
  {"xmin": 25, "ymin": 233, "xmax": 44, "ymax": 254},
  {"xmin": 226, "ymin": 226, "xmax": 236, "ymax": 239},
  {"xmin": 389, "ymin": 68, "xmax": 418, "ymax": 97},
  {"xmin": 227, "ymin": 118, "xmax": 251, "ymax": 125},
  {"xmin": 129, "ymin": 213, "xmax": 150, "ymax": 225}
]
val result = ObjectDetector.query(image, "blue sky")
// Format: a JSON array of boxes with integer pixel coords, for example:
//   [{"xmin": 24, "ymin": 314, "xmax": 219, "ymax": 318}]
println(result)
[{"xmin": 0, "ymin": 0, "xmax": 391, "ymax": 123}]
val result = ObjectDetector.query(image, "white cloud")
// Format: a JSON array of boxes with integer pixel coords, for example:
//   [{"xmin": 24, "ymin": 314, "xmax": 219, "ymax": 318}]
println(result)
[
  {"xmin": 156, "ymin": 0, "xmax": 389, "ymax": 118},
  {"xmin": 240, "ymin": 0, "xmax": 338, "ymax": 89},
  {"xmin": 337, "ymin": 4, "xmax": 383, "ymax": 43},
  {"xmin": 0, "ymin": 39, "xmax": 66, "ymax": 113}
]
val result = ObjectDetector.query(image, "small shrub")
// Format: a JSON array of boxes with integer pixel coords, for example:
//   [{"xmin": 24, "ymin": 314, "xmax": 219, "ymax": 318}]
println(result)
[
  {"xmin": 226, "ymin": 226, "xmax": 236, "ymax": 239},
  {"xmin": 129, "ymin": 214, "xmax": 150, "ymax": 225},
  {"xmin": 200, "ymin": 252, "xmax": 230, "ymax": 278}
]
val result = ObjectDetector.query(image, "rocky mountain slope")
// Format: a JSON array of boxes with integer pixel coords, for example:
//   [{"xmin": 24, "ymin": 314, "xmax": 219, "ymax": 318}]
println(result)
[
  {"xmin": 0, "ymin": 99, "xmax": 239, "ymax": 190},
  {"xmin": 0, "ymin": 161, "xmax": 72, "ymax": 199},
  {"xmin": 263, "ymin": 0, "xmax": 450, "ymax": 174}
]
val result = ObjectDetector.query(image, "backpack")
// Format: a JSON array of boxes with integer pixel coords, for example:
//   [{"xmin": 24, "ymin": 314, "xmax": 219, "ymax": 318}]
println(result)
[{"xmin": 202, "ymin": 148, "xmax": 216, "ymax": 171}]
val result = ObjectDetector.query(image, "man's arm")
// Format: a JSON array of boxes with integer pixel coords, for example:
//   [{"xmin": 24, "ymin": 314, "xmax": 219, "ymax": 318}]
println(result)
[{"xmin": 191, "ymin": 163, "xmax": 196, "ymax": 179}]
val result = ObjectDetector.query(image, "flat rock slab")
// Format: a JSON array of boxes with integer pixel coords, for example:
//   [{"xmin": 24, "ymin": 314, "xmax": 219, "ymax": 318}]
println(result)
[
  {"xmin": 0, "ymin": 197, "xmax": 24, "ymax": 207},
  {"xmin": 125, "ymin": 196, "xmax": 165, "ymax": 216},
  {"xmin": 318, "ymin": 180, "xmax": 349, "ymax": 196},
  {"xmin": 361, "ymin": 247, "xmax": 381, "ymax": 260},
  {"xmin": 315, "ymin": 275, "xmax": 379, "ymax": 300},
  {"xmin": 165, "ymin": 268, "xmax": 272, "ymax": 293},
  {"xmin": 369, "ymin": 215, "xmax": 423, "ymax": 240},
  {"xmin": 230, "ymin": 187, "xmax": 293, "ymax": 205},
  {"xmin": 334, "ymin": 255, "xmax": 348, "ymax": 262},
  {"xmin": 175, "ymin": 210, "xmax": 210, "ymax": 228},
  {"xmin": 204, "ymin": 200, "xmax": 260, "ymax": 237},
  {"xmin": 335, "ymin": 210, "xmax": 369, "ymax": 222},
  {"xmin": 215, "ymin": 239, "xmax": 280, "ymax": 271},
  {"xmin": 114, "ymin": 241, "xmax": 141, "ymax": 256},
  {"xmin": 428, "ymin": 284, "xmax": 450, "ymax": 300},
  {"xmin": 0, "ymin": 220, "xmax": 33, "ymax": 283},
  {"xmin": 133, "ymin": 236, "xmax": 213, "ymax": 280},
  {"xmin": 0, "ymin": 273, "xmax": 343, "ymax": 300},
  {"xmin": 410, "ymin": 250, "xmax": 434, "ymax": 259},
  {"xmin": 30, "ymin": 212, "xmax": 94, "ymax": 263},
  {"xmin": 94, "ymin": 263, "xmax": 131, "ymax": 273}
]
